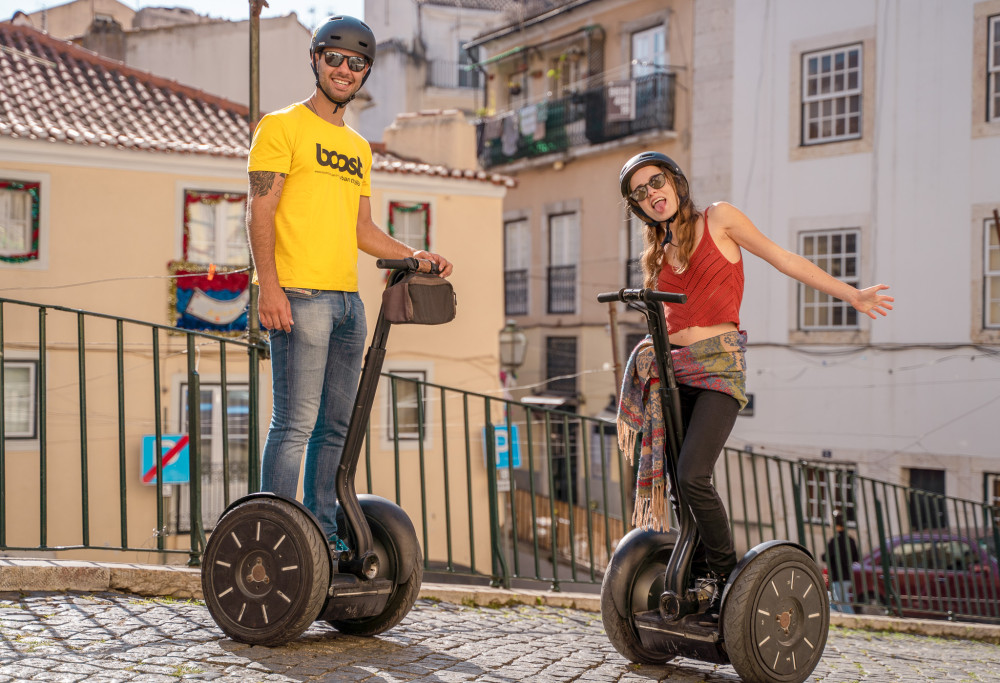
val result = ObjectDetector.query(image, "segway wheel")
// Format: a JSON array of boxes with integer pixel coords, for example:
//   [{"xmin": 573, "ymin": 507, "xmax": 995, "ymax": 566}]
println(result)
[
  {"xmin": 723, "ymin": 545, "xmax": 829, "ymax": 683},
  {"xmin": 202, "ymin": 497, "xmax": 330, "ymax": 646},
  {"xmin": 328, "ymin": 499, "xmax": 423, "ymax": 636},
  {"xmin": 600, "ymin": 528, "xmax": 677, "ymax": 665}
]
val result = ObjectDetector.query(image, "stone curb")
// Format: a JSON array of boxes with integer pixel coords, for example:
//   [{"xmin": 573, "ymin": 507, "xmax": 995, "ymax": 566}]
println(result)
[{"xmin": 2, "ymin": 558, "xmax": 998, "ymax": 644}]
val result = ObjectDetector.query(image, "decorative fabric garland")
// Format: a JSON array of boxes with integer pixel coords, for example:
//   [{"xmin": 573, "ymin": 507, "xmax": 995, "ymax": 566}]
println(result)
[{"xmin": 0, "ymin": 179, "xmax": 40, "ymax": 263}]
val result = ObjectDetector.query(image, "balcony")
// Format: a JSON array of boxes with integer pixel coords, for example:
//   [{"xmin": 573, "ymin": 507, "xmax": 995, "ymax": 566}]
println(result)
[
  {"xmin": 426, "ymin": 60, "xmax": 481, "ymax": 90},
  {"xmin": 504, "ymin": 268, "xmax": 528, "ymax": 316},
  {"xmin": 547, "ymin": 264, "xmax": 576, "ymax": 314},
  {"xmin": 476, "ymin": 72, "xmax": 676, "ymax": 169}
]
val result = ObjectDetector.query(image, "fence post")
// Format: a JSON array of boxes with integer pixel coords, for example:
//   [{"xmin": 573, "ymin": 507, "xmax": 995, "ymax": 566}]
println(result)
[
  {"xmin": 484, "ymin": 399, "xmax": 509, "ymax": 588},
  {"xmin": 187, "ymin": 337, "xmax": 204, "ymax": 567}
]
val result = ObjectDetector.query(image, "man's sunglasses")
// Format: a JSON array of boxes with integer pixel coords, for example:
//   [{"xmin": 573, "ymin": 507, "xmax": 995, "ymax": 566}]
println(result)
[
  {"xmin": 322, "ymin": 51, "xmax": 368, "ymax": 72},
  {"xmin": 629, "ymin": 172, "xmax": 667, "ymax": 203}
]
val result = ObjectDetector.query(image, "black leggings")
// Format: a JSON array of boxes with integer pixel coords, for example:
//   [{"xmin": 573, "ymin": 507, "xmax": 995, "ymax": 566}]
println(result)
[{"xmin": 675, "ymin": 383, "xmax": 740, "ymax": 576}]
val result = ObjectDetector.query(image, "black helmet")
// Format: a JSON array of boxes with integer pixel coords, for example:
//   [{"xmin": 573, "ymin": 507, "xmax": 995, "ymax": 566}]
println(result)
[
  {"xmin": 619, "ymin": 151, "xmax": 688, "ymax": 227},
  {"xmin": 310, "ymin": 15, "xmax": 376, "ymax": 64},
  {"xmin": 309, "ymin": 15, "xmax": 376, "ymax": 107}
]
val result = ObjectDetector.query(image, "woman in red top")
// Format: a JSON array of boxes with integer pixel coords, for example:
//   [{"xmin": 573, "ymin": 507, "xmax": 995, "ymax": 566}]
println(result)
[{"xmin": 619, "ymin": 151, "xmax": 893, "ymax": 620}]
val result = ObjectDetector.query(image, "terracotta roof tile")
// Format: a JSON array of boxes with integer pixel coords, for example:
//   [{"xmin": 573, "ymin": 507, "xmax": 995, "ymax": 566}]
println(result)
[
  {"xmin": 0, "ymin": 22, "xmax": 516, "ymax": 187},
  {"xmin": 0, "ymin": 22, "xmax": 249, "ymax": 157}
]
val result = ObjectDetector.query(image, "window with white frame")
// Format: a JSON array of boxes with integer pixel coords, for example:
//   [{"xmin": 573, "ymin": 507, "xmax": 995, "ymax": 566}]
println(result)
[
  {"xmin": 175, "ymin": 382, "xmax": 249, "ymax": 532},
  {"xmin": 986, "ymin": 216, "xmax": 1000, "ymax": 328},
  {"xmin": 547, "ymin": 212, "xmax": 579, "ymax": 314},
  {"xmin": 386, "ymin": 371, "xmax": 427, "ymax": 441},
  {"xmin": 505, "ymin": 218, "xmax": 530, "ymax": 316},
  {"xmin": 0, "ymin": 179, "xmax": 40, "ymax": 263},
  {"xmin": 631, "ymin": 24, "xmax": 667, "ymax": 79},
  {"xmin": 804, "ymin": 462, "xmax": 857, "ymax": 524},
  {"xmin": 388, "ymin": 201, "xmax": 430, "ymax": 251},
  {"xmin": 799, "ymin": 229, "xmax": 860, "ymax": 330},
  {"xmin": 183, "ymin": 190, "xmax": 248, "ymax": 265},
  {"xmin": 627, "ymin": 214, "xmax": 645, "ymax": 288},
  {"xmin": 990, "ymin": 15, "xmax": 1000, "ymax": 122},
  {"xmin": 3, "ymin": 360, "xmax": 37, "ymax": 439},
  {"xmin": 801, "ymin": 44, "xmax": 862, "ymax": 145}
]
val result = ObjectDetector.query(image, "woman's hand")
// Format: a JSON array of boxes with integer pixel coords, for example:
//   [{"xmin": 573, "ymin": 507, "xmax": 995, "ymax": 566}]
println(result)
[{"xmin": 851, "ymin": 284, "xmax": 894, "ymax": 319}]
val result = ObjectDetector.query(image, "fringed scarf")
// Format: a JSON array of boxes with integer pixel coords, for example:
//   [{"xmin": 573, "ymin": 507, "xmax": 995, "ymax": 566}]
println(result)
[{"xmin": 617, "ymin": 331, "xmax": 748, "ymax": 531}]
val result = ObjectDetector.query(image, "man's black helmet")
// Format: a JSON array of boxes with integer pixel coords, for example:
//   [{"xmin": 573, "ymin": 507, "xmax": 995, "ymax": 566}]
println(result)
[
  {"xmin": 309, "ymin": 15, "xmax": 376, "ymax": 108},
  {"xmin": 619, "ymin": 151, "xmax": 688, "ymax": 227},
  {"xmin": 310, "ymin": 15, "xmax": 376, "ymax": 64}
]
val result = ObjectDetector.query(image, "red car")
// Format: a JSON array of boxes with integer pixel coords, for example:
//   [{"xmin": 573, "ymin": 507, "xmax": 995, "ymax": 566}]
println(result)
[{"xmin": 851, "ymin": 531, "xmax": 1000, "ymax": 622}]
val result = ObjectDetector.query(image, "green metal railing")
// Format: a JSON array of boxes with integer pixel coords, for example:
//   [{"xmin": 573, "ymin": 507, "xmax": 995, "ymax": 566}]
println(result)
[{"xmin": 2, "ymin": 297, "xmax": 998, "ymax": 624}]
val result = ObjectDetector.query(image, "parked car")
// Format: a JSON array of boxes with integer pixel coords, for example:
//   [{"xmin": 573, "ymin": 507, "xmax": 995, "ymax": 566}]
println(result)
[{"xmin": 851, "ymin": 531, "xmax": 1000, "ymax": 622}]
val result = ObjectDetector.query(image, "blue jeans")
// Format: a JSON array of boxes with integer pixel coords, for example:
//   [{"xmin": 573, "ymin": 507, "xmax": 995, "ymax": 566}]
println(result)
[
  {"xmin": 260, "ymin": 289, "xmax": 366, "ymax": 539},
  {"xmin": 830, "ymin": 580, "xmax": 855, "ymax": 613}
]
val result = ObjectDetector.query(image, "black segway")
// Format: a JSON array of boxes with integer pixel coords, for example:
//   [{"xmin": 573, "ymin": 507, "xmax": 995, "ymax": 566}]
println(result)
[
  {"xmin": 202, "ymin": 258, "xmax": 451, "ymax": 646},
  {"xmin": 598, "ymin": 288, "xmax": 829, "ymax": 683}
]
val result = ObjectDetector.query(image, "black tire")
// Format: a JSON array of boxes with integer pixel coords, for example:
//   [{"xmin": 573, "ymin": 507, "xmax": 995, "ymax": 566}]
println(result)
[
  {"xmin": 723, "ymin": 545, "xmax": 829, "ymax": 683},
  {"xmin": 328, "ymin": 500, "xmax": 423, "ymax": 636},
  {"xmin": 600, "ymin": 528, "xmax": 677, "ymax": 665},
  {"xmin": 202, "ymin": 497, "xmax": 330, "ymax": 646}
]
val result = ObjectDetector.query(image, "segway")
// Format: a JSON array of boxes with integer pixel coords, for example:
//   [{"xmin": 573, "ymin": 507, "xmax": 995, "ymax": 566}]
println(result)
[
  {"xmin": 202, "ymin": 258, "xmax": 449, "ymax": 646},
  {"xmin": 598, "ymin": 288, "xmax": 829, "ymax": 683}
]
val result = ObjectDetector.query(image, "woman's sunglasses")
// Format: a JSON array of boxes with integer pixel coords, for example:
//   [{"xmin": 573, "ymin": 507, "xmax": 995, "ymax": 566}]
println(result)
[
  {"xmin": 322, "ymin": 51, "xmax": 368, "ymax": 72},
  {"xmin": 629, "ymin": 172, "xmax": 667, "ymax": 202}
]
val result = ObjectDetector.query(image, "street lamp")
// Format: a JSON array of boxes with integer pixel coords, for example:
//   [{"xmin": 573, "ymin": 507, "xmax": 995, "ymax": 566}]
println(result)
[{"xmin": 498, "ymin": 320, "xmax": 527, "ymax": 375}]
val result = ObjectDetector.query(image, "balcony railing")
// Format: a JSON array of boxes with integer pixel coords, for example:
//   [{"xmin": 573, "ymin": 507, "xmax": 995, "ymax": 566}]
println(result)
[
  {"xmin": 547, "ymin": 264, "xmax": 576, "ymax": 314},
  {"xmin": 426, "ymin": 60, "xmax": 481, "ymax": 90},
  {"xmin": 504, "ymin": 268, "xmax": 528, "ymax": 316},
  {"xmin": 476, "ymin": 72, "xmax": 676, "ymax": 169}
]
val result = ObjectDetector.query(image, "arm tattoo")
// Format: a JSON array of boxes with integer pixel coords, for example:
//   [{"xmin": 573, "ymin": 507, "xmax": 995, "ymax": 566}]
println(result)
[{"xmin": 249, "ymin": 171, "xmax": 285, "ymax": 197}]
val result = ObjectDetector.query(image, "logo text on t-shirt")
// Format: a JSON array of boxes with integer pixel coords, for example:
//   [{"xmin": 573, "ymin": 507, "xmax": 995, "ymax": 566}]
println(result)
[{"xmin": 315, "ymin": 143, "xmax": 365, "ymax": 178}]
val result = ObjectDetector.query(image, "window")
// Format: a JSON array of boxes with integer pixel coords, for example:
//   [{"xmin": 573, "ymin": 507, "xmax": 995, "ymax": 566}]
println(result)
[
  {"xmin": 803, "ymin": 462, "xmax": 856, "ymax": 524},
  {"xmin": 990, "ymin": 15, "xmax": 1000, "ymax": 121},
  {"xmin": 908, "ymin": 467, "xmax": 948, "ymax": 531},
  {"xmin": 545, "ymin": 336, "xmax": 577, "ymax": 396},
  {"xmin": 504, "ymin": 218, "xmax": 529, "ymax": 316},
  {"xmin": 388, "ymin": 201, "xmax": 430, "ymax": 251},
  {"xmin": 799, "ymin": 229, "xmax": 860, "ymax": 330},
  {"xmin": 986, "ymin": 216, "xmax": 1000, "ymax": 328},
  {"xmin": 386, "ymin": 371, "xmax": 427, "ymax": 441},
  {"xmin": 0, "ymin": 179, "xmax": 40, "ymax": 263},
  {"xmin": 458, "ymin": 43, "xmax": 480, "ymax": 89},
  {"xmin": 627, "ymin": 214, "xmax": 645, "ymax": 288},
  {"xmin": 175, "ymin": 383, "xmax": 250, "ymax": 532},
  {"xmin": 631, "ymin": 24, "xmax": 667, "ymax": 79},
  {"xmin": 801, "ymin": 44, "xmax": 862, "ymax": 145},
  {"xmin": 3, "ymin": 360, "xmax": 37, "ymax": 439},
  {"xmin": 183, "ymin": 190, "xmax": 247, "ymax": 265},
  {"xmin": 547, "ymin": 212, "xmax": 578, "ymax": 314}
]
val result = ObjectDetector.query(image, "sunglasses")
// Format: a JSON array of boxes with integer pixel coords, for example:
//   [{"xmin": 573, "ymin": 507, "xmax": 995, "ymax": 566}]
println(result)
[
  {"xmin": 322, "ymin": 51, "xmax": 368, "ymax": 72},
  {"xmin": 629, "ymin": 172, "xmax": 668, "ymax": 203}
]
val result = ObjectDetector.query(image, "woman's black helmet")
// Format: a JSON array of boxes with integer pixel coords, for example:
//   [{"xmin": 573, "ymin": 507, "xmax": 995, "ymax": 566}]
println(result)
[
  {"xmin": 619, "ymin": 151, "xmax": 688, "ymax": 227},
  {"xmin": 309, "ymin": 15, "xmax": 376, "ymax": 106}
]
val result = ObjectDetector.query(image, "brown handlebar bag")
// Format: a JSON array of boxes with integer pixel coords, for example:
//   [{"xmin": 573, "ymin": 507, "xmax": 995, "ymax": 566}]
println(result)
[{"xmin": 382, "ymin": 273, "xmax": 457, "ymax": 325}]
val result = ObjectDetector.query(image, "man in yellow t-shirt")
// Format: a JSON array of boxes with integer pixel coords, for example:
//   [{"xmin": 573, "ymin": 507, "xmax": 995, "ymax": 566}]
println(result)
[{"xmin": 246, "ymin": 15, "xmax": 452, "ymax": 553}]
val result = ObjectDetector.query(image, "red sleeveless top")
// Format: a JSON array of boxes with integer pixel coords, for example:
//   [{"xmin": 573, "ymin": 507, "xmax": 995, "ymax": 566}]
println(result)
[{"xmin": 657, "ymin": 208, "xmax": 744, "ymax": 335}]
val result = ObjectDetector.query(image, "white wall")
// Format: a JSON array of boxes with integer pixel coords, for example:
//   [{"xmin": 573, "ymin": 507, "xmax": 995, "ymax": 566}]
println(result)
[
  {"xmin": 725, "ymin": 0, "xmax": 999, "ymax": 496},
  {"xmin": 125, "ymin": 14, "xmax": 313, "ymax": 116}
]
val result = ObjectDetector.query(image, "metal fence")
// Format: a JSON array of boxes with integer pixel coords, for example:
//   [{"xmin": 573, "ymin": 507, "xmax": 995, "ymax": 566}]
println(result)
[{"xmin": 2, "ymin": 297, "xmax": 998, "ymax": 624}]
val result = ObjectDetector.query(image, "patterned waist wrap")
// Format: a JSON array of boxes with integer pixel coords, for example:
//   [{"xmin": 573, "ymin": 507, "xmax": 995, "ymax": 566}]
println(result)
[{"xmin": 616, "ymin": 330, "xmax": 748, "ymax": 531}]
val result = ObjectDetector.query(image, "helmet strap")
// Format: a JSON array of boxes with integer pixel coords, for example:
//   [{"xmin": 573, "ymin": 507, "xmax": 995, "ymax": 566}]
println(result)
[{"xmin": 310, "ymin": 57, "xmax": 354, "ymax": 113}]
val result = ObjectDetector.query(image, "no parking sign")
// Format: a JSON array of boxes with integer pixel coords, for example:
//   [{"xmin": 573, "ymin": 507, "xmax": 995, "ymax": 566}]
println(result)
[{"xmin": 140, "ymin": 434, "xmax": 191, "ymax": 484}]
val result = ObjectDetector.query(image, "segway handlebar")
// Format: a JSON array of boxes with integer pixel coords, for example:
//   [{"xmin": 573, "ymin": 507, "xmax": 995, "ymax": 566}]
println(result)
[
  {"xmin": 596, "ymin": 288, "xmax": 687, "ymax": 304},
  {"xmin": 376, "ymin": 257, "xmax": 440, "ymax": 275}
]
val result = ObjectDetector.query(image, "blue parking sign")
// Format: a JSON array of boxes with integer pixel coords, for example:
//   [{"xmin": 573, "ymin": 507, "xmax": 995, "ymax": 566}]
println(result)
[
  {"xmin": 482, "ymin": 424, "xmax": 521, "ymax": 469},
  {"xmin": 140, "ymin": 434, "xmax": 191, "ymax": 485}
]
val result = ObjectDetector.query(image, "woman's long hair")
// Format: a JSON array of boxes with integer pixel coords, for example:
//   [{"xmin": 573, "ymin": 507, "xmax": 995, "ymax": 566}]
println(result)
[{"xmin": 629, "ymin": 167, "xmax": 700, "ymax": 289}]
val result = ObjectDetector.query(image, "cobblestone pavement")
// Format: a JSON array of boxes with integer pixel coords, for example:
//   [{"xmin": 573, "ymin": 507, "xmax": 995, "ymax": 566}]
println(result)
[{"xmin": 1, "ymin": 591, "xmax": 999, "ymax": 682}]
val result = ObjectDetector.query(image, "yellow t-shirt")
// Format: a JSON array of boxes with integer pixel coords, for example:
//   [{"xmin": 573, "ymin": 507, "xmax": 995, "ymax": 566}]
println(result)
[{"xmin": 248, "ymin": 103, "xmax": 372, "ymax": 291}]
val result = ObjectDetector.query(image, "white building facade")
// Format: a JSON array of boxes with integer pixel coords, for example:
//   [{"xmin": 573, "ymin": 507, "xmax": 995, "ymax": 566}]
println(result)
[{"xmin": 698, "ymin": 0, "xmax": 1000, "ymax": 504}]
